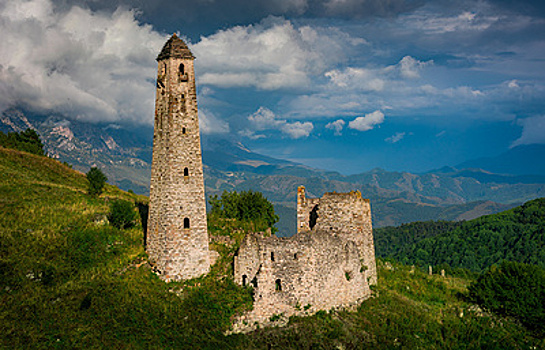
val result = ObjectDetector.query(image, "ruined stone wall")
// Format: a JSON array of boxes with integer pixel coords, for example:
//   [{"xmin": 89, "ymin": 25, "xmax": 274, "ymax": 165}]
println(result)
[
  {"xmin": 147, "ymin": 36, "xmax": 210, "ymax": 281},
  {"xmin": 233, "ymin": 230, "xmax": 369, "ymax": 332},
  {"xmin": 296, "ymin": 186, "xmax": 377, "ymax": 285}
]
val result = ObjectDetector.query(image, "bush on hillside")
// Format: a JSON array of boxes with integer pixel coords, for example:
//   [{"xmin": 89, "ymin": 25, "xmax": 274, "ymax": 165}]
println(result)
[
  {"xmin": 0, "ymin": 128, "xmax": 45, "ymax": 156},
  {"xmin": 86, "ymin": 167, "xmax": 107, "ymax": 196},
  {"xmin": 209, "ymin": 190, "xmax": 279, "ymax": 233},
  {"xmin": 468, "ymin": 261, "xmax": 545, "ymax": 333},
  {"xmin": 108, "ymin": 200, "xmax": 137, "ymax": 229}
]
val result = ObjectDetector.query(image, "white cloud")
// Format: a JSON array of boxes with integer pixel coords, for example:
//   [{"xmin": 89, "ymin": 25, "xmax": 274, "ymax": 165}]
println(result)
[
  {"xmin": 397, "ymin": 56, "xmax": 432, "ymax": 79},
  {"xmin": 404, "ymin": 10, "xmax": 500, "ymax": 34},
  {"xmin": 325, "ymin": 67, "xmax": 385, "ymax": 91},
  {"xmin": 325, "ymin": 119, "xmax": 345, "ymax": 136},
  {"xmin": 192, "ymin": 16, "xmax": 365, "ymax": 90},
  {"xmin": 324, "ymin": 56, "xmax": 431, "ymax": 94},
  {"xmin": 281, "ymin": 121, "xmax": 313, "ymax": 138},
  {"xmin": 199, "ymin": 109, "xmax": 230, "ymax": 134},
  {"xmin": 0, "ymin": 0, "xmax": 164, "ymax": 124},
  {"xmin": 511, "ymin": 115, "xmax": 545, "ymax": 147},
  {"xmin": 348, "ymin": 110, "xmax": 384, "ymax": 131},
  {"xmin": 385, "ymin": 131, "xmax": 405, "ymax": 143},
  {"xmin": 245, "ymin": 106, "xmax": 313, "ymax": 138}
]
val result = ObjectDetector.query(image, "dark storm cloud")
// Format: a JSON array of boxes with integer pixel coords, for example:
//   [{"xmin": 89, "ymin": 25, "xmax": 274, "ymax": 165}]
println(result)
[{"xmin": 48, "ymin": 0, "xmax": 425, "ymax": 38}]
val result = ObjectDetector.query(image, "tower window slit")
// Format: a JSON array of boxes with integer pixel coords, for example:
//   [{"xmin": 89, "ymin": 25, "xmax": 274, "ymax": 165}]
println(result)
[
  {"xmin": 184, "ymin": 167, "xmax": 189, "ymax": 177},
  {"xmin": 242, "ymin": 275, "xmax": 247, "ymax": 286},
  {"xmin": 183, "ymin": 218, "xmax": 190, "ymax": 229},
  {"xmin": 275, "ymin": 279, "xmax": 282, "ymax": 291},
  {"xmin": 271, "ymin": 252, "xmax": 275, "ymax": 262}
]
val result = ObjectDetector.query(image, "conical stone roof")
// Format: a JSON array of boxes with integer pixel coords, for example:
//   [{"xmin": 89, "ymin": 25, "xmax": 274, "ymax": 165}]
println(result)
[{"xmin": 157, "ymin": 34, "xmax": 195, "ymax": 61}]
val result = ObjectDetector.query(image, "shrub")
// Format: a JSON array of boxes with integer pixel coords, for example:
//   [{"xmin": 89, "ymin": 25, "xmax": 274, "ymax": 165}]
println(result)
[
  {"xmin": 86, "ymin": 167, "xmax": 107, "ymax": 196},
  {"xmin": 208, "ymin": 190, "xmax": 279, "ymax": 233},
  {"xmin": 108, "ymin": 200, "xmax": 137, "ymax": 229}
]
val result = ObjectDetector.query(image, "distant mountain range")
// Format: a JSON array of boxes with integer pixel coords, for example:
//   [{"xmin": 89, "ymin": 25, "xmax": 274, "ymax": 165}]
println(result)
[
  {"xmin": 457, "ymin": 144, "xmax": 545, "ymax": 176},
  {"xmin": 2, "ymin": 108, "xmax": 545, "ymax": 234}
]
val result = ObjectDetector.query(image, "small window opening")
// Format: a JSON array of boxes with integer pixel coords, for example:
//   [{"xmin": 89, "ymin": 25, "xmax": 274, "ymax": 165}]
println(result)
[
  {"xmin": 309, "ymin": 204, "xmax": 319, "ymax": 230},
  {"xmin": 183, "ymin": 218, "xmax": 190, "ymax": 229},
  {"xmin": 294, "ymin": 253, "xmax": 298, "ymax": 260},
  {"xmin": 242, "ymin": 275, "xmax": 247, "ymax": 286},
  {"xmin": 251, "ymin": 277, "xmax": 258, "ymax": 289},
  {"xmin": 275, "ymin": 279, "xmax": 282, "ymax": 291},
  {"xmin": 179, "ymin": 63, "xmax": 185, "ymax": 75},
  {"xmin": 182, "ymin": 127, "xmax": 186, "ymax": 134},
  {"xmin": 345, "ymin": 271, "xmax": 352, "ymax": 281},
  {"xmin": 271, "ymin": 252, "xmax": 275, "ymax": 262},
  {"xmin": 184, "ymin": 167, "xmax": 189, "ymax": 177}
]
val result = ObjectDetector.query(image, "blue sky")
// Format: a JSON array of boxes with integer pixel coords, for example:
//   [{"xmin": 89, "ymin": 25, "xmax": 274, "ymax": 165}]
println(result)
[{"xmin": 1, "ymin": 0, "xmax": 544, "ymax": 173}]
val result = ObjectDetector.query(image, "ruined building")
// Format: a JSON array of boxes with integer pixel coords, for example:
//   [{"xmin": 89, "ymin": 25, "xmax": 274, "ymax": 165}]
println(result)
[
  {"xmin": 147, "ymin": 35, "xmax": 210, "ymax": 281},
  {"xmin": 232, "ymin": 186, "xmax": 376, "ymax": 332},
  {"xmin": 145, "ymin": 35, "xmax": 377, "ymax": 327}
]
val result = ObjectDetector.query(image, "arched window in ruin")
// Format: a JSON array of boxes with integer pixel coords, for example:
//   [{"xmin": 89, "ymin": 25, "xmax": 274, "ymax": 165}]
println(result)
[
  {"xmin": 183, "ymin": 218, "xmax": 190, "ymax": 229},
  {"xmin": 309, "ymin": 204, "xmax": 319, "ymax": 230},
  {"xmin": 184, "ymin": 167, "xmax": 189, "ymax": 177},
  {"xmin": 242, "ymin": 275, "xmax": 247, "ymax": 286},
  {"xmin": 294, "ymin": 253, "xmax": 298, "ymax": 260},
  {"xmin": 271, "ymin": 252, "xmax": 275, "ymax": 262},
  {"xmin": 275, "ymin": 279, "xmax": 282, "ymax": 291}
]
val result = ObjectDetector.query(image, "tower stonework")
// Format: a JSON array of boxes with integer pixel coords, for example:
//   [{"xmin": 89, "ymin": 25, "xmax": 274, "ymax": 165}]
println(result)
[{"xmin": 147, "ymin": 34, "xmax": 210, "ymax": 281}]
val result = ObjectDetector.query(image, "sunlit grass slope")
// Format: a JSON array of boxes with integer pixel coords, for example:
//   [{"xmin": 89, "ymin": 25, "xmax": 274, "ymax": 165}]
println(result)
[{"xmin": 0, "ymin": 147, "xmax": 252, "ymax": 348}]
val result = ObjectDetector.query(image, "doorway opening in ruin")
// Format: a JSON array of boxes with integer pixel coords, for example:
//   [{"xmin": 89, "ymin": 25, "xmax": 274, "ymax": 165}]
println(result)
[
  {"xmin": 242, "ymin": 275, "xmax": 247, "ymax": 286},
  {"xmin": 275, "ymin": 279, "xmax": 282, "ymax": 291},
  {"xmin": 309, "ymin": 204, "xmax": 319, "ymax": 230}
]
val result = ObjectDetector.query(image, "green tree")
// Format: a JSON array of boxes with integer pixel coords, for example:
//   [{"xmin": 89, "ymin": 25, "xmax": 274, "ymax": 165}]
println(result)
[
  {"xmin": 468, "ymin": 261, "xmax": 545, "ymax": 333},
  {"xmin": 108, "ymin": 200, "xmax": 137, "ymax": 229},
  {"xmin": 86, "ymin": 167, "xmax": 107, "ymax": 196},
  {"xmin": 209, "ymin": 190, "xmax": 279, "ymax": 233},
  {"xmin": 0, "ymin": 128, "xmax": 45, "ymax": 156}
]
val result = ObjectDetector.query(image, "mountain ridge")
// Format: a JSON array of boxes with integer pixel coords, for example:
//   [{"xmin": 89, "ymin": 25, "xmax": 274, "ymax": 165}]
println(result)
[{"xmin": 2, "ymin": 108, "xmax": 543, "ymax": 232}]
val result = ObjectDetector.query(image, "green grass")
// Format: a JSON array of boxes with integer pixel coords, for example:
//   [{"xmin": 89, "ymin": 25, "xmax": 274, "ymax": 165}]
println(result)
[{"xmin": 1, "ymin": 146, "xmax": 543, "ymax": 349}]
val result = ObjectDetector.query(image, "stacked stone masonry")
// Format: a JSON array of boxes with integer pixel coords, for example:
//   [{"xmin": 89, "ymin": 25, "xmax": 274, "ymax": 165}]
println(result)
[
  {"xmin": 147, "ymin": 35, "xmax": 210, "ymax": 281},
  {"xmin": 232, "ymin": 186, "xmax": 377, "ymax": 332}
]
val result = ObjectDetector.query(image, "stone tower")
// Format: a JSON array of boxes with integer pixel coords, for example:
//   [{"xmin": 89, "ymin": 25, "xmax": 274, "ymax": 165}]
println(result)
[{"xmin": 147, "ymin": 34, "xmax": 210, "ymax": 281}]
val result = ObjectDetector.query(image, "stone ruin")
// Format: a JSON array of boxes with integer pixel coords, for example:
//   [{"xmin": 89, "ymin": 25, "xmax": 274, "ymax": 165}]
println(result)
[
  {"xmin": 147, "ymin": 35, "xmax": 378, "ymax": 332},
  {"xmin": 231, "ymin": 186, "xmax": 377, "ymax": 332}
]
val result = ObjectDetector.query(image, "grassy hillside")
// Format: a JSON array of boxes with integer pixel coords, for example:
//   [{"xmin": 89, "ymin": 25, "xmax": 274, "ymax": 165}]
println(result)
[
  {"xmin": 1, "ymin": 147, "xmax": 543, "ymax": 349},
  {"xmin": 375, "ymin": 198, "xmax": 545, "ymax": 272}
]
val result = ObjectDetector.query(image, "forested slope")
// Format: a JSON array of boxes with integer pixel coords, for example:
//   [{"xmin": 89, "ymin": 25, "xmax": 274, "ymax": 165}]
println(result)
[{"xmin": 374, "ymin": 198, "xmax": 545, "ymax": 271}]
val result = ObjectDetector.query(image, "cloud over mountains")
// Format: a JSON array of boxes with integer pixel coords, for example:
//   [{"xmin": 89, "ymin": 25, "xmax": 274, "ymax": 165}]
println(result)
[{"xmin": 1, "ymin": 0, "xmax": 545, "ymax": 172}]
